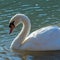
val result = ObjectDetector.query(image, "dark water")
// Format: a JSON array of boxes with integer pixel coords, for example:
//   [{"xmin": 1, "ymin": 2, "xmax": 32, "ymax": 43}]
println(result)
[{"xmin": 0, "ymin": 0, "xmax": 60, "ymax": 60}]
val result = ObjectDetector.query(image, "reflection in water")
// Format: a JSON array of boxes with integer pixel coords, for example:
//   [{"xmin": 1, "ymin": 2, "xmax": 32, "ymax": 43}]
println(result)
[
  {"xmin": 0, "ymin": 0, "xmax": 60, "ymax": 60},
  {"xmin": 32, "ymin": 51, "xmax": 60, "ymax": 60}
]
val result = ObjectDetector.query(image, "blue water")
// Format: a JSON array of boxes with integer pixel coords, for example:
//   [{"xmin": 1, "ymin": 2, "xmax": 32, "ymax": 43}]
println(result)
[{"xmin": 0, "ymin": 0, "xmax": 60, "ymax": 60}]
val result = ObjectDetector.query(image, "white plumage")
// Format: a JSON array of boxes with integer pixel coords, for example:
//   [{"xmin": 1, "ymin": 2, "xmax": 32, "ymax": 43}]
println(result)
[
  {"xmin": 21, "ymin": 26, "xmax": 60, "ymax": 51},
  {"xmin": 9, "ymin": 14, "xmax": 60, "ymax": 52}
]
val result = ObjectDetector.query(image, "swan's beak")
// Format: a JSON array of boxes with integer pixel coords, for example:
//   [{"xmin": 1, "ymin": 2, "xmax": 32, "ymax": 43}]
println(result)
[{"xmin": 9, "ymin": 25, "xmax": 15, "ymax": 34}]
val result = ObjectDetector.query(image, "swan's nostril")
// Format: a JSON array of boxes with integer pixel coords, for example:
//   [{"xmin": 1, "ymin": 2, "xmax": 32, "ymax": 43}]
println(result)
[
  {"xmin": 9, "ymin": 24, "xmax": 15, "ymax": 34},
  {"xmin": 9, "ymin": 22, "xmax": 15, "ymax": 34}
]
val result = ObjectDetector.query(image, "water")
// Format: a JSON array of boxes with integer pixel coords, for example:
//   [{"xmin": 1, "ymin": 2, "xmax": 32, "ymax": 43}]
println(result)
[{"xmin": 0, "ymin": 0, "xmax": 60, "ymax": 60}]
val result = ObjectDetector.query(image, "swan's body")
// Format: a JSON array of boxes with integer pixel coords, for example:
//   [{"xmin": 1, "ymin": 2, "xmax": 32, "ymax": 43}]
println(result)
[{"xmin": 9, "ymin": 14, "xmax": 60, "ymax": 52}]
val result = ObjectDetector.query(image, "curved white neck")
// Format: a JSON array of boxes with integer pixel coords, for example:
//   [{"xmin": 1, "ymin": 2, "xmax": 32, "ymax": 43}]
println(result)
[
  {"xmin": 18, "ymin": 17, "xmax": 31, "ymax": 43},
  {"xmin": 10, "ymin": 16, "xmax": 31, "ymax": 50}
]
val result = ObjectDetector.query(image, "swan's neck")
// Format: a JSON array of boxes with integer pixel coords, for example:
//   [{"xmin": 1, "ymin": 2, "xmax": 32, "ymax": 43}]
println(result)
[
  {"xmin": 10, "ymin": 16, "xmax": 31, "ymax": 50},
  {"xmin": 19, "ymin": 18, "xmax": 31, "ymax": 42}
]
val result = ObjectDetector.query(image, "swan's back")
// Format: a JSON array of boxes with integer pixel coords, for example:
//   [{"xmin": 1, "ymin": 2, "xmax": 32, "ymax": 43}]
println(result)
[{"xmin": 21, "ymin": 26, "xmax": 60, "ymax": 51}]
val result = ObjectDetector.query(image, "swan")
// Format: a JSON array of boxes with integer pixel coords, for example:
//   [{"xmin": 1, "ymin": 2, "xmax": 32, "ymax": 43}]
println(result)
[{"xmin": 9, "ymin": 14, "xmax": 60, "ymax": 53}]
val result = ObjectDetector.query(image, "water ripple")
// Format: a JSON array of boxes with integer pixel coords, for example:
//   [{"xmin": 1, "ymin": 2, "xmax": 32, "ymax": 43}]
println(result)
[{"xmin": 0, "ymin": 0, "xmax": 60, "ymax": 60}]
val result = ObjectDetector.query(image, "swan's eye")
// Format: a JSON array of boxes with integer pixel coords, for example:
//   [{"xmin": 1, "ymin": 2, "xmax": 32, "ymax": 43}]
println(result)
[{"xmin": 9, "ymin": 21, "xmax": 15, "ymax": 28}]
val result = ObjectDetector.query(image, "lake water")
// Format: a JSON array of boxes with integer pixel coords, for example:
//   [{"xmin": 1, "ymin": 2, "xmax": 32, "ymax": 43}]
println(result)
[{"xmin": 0, "ymin": 0, "xmax": 60, "ymax": 60}]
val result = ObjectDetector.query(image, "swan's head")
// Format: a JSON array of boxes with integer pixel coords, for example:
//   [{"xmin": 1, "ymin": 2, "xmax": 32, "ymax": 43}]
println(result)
[{"xmin": 9, "ymin": 14, "xmax": 24, "ymax": 34}]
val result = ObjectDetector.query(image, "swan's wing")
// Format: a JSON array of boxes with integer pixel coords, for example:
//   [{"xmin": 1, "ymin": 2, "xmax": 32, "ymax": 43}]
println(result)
[{"xmin": 20, "ymin": 26, "xmax": 60, "ymax": 51}]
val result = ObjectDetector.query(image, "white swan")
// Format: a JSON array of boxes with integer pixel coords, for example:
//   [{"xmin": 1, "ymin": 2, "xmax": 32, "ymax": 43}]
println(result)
[{"xmin": 9, "ymin": 14, "xmax": 60, "ymax": 52}]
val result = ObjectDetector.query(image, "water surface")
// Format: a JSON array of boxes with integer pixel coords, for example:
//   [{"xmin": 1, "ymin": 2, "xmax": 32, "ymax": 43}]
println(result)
[{"xmin": 0, "ymin": 0, "xmax": 60, "ymax": 60}]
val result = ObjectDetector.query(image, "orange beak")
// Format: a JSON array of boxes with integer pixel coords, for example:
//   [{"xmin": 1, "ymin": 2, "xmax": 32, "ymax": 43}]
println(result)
[{"xmin": 9, "ymin": 25, "xmax": 15, "ymax": 34}]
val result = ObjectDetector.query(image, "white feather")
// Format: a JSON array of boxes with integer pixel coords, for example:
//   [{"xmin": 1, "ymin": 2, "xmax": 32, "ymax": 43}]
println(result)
[{"xmin": 10, "ymin": 14, "xmax": 60, "ymax": 52}]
